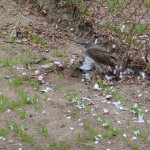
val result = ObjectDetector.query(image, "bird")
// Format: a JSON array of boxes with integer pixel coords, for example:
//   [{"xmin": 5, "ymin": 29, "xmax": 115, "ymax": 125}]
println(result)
[{"xmin": 79, "ymin": 39, "xmax": 120, "ymax": 73}]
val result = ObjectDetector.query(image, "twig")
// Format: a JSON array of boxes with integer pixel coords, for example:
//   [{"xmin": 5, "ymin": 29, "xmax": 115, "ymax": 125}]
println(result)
[{"xmin": 10, "ymin": 21, "xmax": 19, "ymax": 38}]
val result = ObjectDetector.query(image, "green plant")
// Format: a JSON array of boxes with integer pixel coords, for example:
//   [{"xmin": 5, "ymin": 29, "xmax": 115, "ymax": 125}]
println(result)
[
  {"xmin": 9, "ymin": 122, "xmax": 33, "ymax": 143},
  {"xmin": 9, "ymin": 76, "xmax": 28, "ymax": 87},
  {"xmin": 28, "ymin": 32, "xmax": 48, "ymax": 48},
  {"xmin": 30, "ymin": 80, "xmax": 40, "ymax": 90},
  {"xmin": 0, "ymin": 94, "xmax": 10, "ymax": 111},
  {"xmin": 17, "ymin": 109, "xmax": 27, "ymax": 119},
  {"xmin": 70, "ymin": 107, "xmax": 77, "ymax": 118},
  {"xmin": 83, "ymin": 122, "xmax": 97, "ymax": 140},
  {"xmin": 133, "ymin": 144, "xmax": 140, "ymax": 150},
  {"xmin": 85, "ymin": 144, "xmax": 93, "ymax": 150},
  {"xmin": 105, "ymin": 0, "xmax": 123, "ymax": 12},
  {"xmin": 101, "ymin": 130, "xmax": 109, "ymax": 138},
  {"xmin": 144, "ymin": 0, "xmax": 150, "ymax": 7},
  {"xmin": 111, "ymin": 127, "xmax": 119, "ymax": 137},
  {"xmin": 0, "ymin": 128, "xmax": 8, "ymax": 137},
  {"xmin": 0, "ymin": 58, "xmax": 12, "ymax": 67},
  {"xmin": 49, "ymin": 140, "xmax": 71, "ymax": 150},
  {"xmin": 38, "ymin": 124, "xmax": 49, "ymax": 138},
  {"xmin": 133, "ymin": 23, "xmax": 150, "ymax": 34},
  {"xmin": 53, "ymin": 49, "xmax": 63, "ymax": 57},
  {"xmin": 77, "ymin": 133, "xmax": 81, "ymax": 142},
  {"xmin": 55, "ymin": 84, "xmax": 62, "ymax": 92},
  {"xmin": 97, "ymin": 115, "xmax": 105, "ymax": 123}
]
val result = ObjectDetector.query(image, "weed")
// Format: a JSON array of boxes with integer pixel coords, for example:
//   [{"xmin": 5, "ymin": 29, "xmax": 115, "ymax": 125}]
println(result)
[
  {"xmin": 98, "ymin": 81, "xmax": 107, "ymax": 89},
  {"xmin": 53, "ymin": 49, "xmax": 64, "ymax": 57},
  {"xmin": 17, "ymin": 89, "xmax": 39, "ymax": 105},
  {"xmin": 77, "ymin": 133, "xmax": 81, "ymax": 143},
  {"xmin": 20, "ymin": 131, "xmax": 33, "ymax": 142},
  {"xmin": 0, "ymin": 128, "xmax": 8, "ymax": 137},
  {"xmin": 38, "ymin": 124, "xmax": 49, "ymax": 138},
  {"xmin": 101, "ymin": 130, "xmax": 109, "ymax": 138},
  {"xmin": 130, "ymin": 104, "xmax": 141, "ymax": 116},
  {"xmin": 39, "ymin": 59, "xmax": 49, "ymax": 65},
  {"xmin": 49, "ymin": 140, "xmax": 71, "ymax": 150},
  {"xmin": 0, "ymin": 58, "xmax": 12, "ymax": 67},
  {"xmin": 28, "ymin": 32, "xmax": 48, "ymax": 48},
  {"xmin": 25, "ymin": 48, "xmax": 32, "ymax": 56},
  {"xmin": 97, "ymin": 115, "xmax": 105, "ymax": 123},
  {"xmin": 144, "ymin": 0, "xmax": 150, "ymax": 8},
  {"xmin": 70, "ymin": 107, "xmax": 77, "ymax": 118},
  {"xmin": 83, "ymin": 122, "xmax": 97, "ymax": 140},
  {"xmin": 133, "ymin": 144, "xmax": 140, "ymax": 150},
  {"xmin": 9, "ymin": 76, "xmax": 28, "ymax": 87},
  {"xmin": 8, "ymin": 121, "xmax": 33, "ymax": 143},
  {"xmin": 55, "ymin": 83, "xmax": 62, "ymax": 92},
  {"xmin": 66, "ymin": 89, "xmax": 77, "ymax": 101},
  {"xmin": 85, "ymin": 144, "xmax": 93, "ymax": 150},
  {"xmin": 105, "ymin": 0, "xmax": 123, "ymax": 12},
  {"xmin": 17, "ymin": 109, "xmax": 27, "ymax": 119},
  {"xmin": 0, "ymin": 94, "xmax": 10, "ymax": 111},
  {"xmin": 31, "ymin": 80, "xmax": 40, "ymax": 90},
  {"xmin": 57, "ymin": 73, "xmax": 63, "ymax": 80},
  {"xmin": 125, "ymin": 120, "xmax": 131, "ymax": 127},
  {"xmin": 133, "ymin": 23, "xmax": 150, "ymax": 34},
  {"xmin": 110, "ymin": 127, "xmax": 119, "ymax": 137}
]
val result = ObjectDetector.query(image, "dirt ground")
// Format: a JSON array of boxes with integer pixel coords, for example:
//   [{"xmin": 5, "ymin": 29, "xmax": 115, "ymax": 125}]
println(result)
[{"xmin": 0, "ymin": 1, "xmax": 149, "ymax": 150}]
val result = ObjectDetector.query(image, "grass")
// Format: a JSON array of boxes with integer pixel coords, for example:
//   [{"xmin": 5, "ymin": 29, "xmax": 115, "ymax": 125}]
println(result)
[
  {"xmin": 70, "ymin": 107, "xmax": 78, "ymax": 118},
  {"xmin": 28, "ymin": 32, "xmax": 48, "ymax": 48},
  {"xmin": 55, "ymin": 83, "xmax": 62, "ymax": 92},
  {"xmin": 16, "ymin": 109, "xmax": 27, "ymax": 119},
  {"xmin": 0, "ymin": 88, "xmax": 40, "ymax": 112},
  {"xmin": 144, "ymin": 0, "xmax": 150, "ymax": 7},
  {"xmin": 133, "ymin": 144, "xmax": 140, "ymax": 150},
  {"xmin": 7, "ymin": 121, "xmax": 33, "ymax": 143},
  {"xmin": 49, "ymin": 140, "xmax": 71, "ymax": 150},
  {"xmin": 0, "ymin": 58, "xmax": 13, "ymax": 67},
  {"xmin": 0, "ymin": 128, "xmax": 8, "ymax": 137},
  {"xmin": 133, "ymin": 23, "xmax": 150, "ymax": 34},
  {"xmin": 9, "ymin": 76, "xmax": 40, "ymax": 90},
  {"xmin": 0, "ymin": 56, "xmax": 32, "ymax": 70},
  {"xmin": 105, "ymin": 0, "xmax": 124, "ymax": 12},
  {"xmin": 83, "ymin": 122, "xmax": 97, "ymax": 140},
  {"xmin": 53, "ymin": 49, "xmax": 64, "ymax": 57},
  {"xmin": 38, "ymin": 124, "xmax": 49, "ymax": 138},
  {"xmin": 97, "ymin": 81, "xmax": 144, "ymax": 117}
]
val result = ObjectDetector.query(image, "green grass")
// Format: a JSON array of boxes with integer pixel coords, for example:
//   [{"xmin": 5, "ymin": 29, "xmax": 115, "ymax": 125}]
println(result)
[
  {"xmin": 38, "ymin": 124, "xmax": 49, "ymax": 138},
  {"xmin": 49, "ymin": 140, "xmax": 71, "ymax": 150},
  {"xmin": 144, "ymin": 0, "xmax": 150, "ymax": 8},
  {"xmin": 16, "ymin": 109, "xmax": 27, "ymax": 119},
  {"xmin": 9, "ymin": 76, "xmax": 28, "ymax": 86},
  {"xmin": 70, "ymin": 107, "xmax": 77, "ymax": 118},
  {"xmin": 83, "ymin": 122, "xmax": 97, "ymax": 140},
  {"xmin": 28, "ymin": 32, "xmax": 48, "ymax": 48},
  {"xmin": 0, "ymin": 89, "xmax": 40, "ymax": 112},
  {"xmin": 105, "ymin": 0, "xmax": 124, "ymax": 12},
  {"xmin": 55, "ymin": 83, "xmax": 62, "ymax": 92},
  {"xmin": 0, "ymin": 128, "xmax": 8, "ymax": 137},
  {"xmin": 53, "ymin": 49, "xmax": 64, "ymax": 57},
  {"xmin": 8, "ymin": 121, "xmax": 33, "ymax": 143},
  {"xmin": 0, "ymin": 58, "xmax": 13, "ymax": 67},
  {"xmin": 133, "ymin": 23, "xmax": 150, "ymax": 34},
  {"xmin": 10, "ymin": 76, "xmax": 40, "ymax": 90},
  {"xmin": 133, "ymin": 144, "xmax": 140, "ymax": 150}
]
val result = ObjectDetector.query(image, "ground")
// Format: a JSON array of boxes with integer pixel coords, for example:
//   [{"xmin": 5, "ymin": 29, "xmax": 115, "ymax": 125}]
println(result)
[{"xmin": 0, "ymin": 0, "xmax": 150, "ymax": 150}]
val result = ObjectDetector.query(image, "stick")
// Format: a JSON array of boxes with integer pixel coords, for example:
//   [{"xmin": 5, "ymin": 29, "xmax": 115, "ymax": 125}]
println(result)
[{"xmin": 10, "ymin": 21, "xmax": 19, "ymax": 38}]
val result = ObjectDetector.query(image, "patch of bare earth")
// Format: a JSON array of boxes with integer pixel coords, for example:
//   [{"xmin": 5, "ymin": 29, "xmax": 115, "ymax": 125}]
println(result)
[{"xmin": 0, "ymin": 0, "xmax": 149, "ymax": 150}]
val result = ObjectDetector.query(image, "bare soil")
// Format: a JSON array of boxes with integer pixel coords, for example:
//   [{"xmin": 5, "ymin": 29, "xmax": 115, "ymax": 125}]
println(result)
[{"xmin": 0, "ymin": 1, "xmax": 149, "ymax": 150}]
